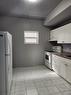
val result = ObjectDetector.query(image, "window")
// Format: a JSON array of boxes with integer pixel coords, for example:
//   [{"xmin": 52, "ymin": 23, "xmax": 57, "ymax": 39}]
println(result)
[{"xmin": 24, "ymin": 31, "xmax": 39, "ymax": 44}]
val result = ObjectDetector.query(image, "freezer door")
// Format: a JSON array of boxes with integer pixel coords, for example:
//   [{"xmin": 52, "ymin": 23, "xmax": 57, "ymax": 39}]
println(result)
[
  {"xmin": 5, "ymin": 32, "xmax": 11, "ymax": 55},
  {"xmin": 0, "ymin": 35, "xmax": 6, "ymax": 95}
]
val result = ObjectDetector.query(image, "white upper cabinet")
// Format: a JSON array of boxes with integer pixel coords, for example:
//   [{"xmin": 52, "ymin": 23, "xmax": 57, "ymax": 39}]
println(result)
[
  {"xmin": 50, "ymin": 23, "xmax": 71, "ymax": 43},
  {"xmin": 50, "ymin": 29, "xmax": 58, "ymax": 41}
]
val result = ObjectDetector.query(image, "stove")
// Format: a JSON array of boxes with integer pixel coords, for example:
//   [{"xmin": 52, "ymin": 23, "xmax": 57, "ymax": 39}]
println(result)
[{"xmin": 44, "ymin": 51, "xmax": 53, "ymax": 70}]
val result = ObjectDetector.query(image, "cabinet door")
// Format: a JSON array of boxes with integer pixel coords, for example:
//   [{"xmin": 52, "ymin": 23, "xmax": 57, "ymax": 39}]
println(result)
[
  {"xmin": 50, "ymin": 30, "xmax": 55, "ymax": 41},
  {"xmin": 52, "ymin": 54, "xmax": 61, "ymax": 74},
  {"xmin": 52, "ymin": 58, "xmax": 59, "ymax": 74},
  {"xmin": 57, "ymin": 31, "xmax": 65, "ymax": 43},
  {"xmin": 63, "ymin": 27, "xmax": 71, "ymax": 43},
  {"xmin": 50, "ymin": 30, "xmax": 58, "ymax": 41},
  {"xmin": 59, "ymin": 61, "xmax": 66, "ymax": 79},
  {"xmin": 52, "ymin": 54, "xmax": 66, "ymax": 78},
  {"xmin": 65, "ymin": 59, "xmax": 71, "ymax": 83},
  {"xmin": 58, "ymin": 23, "xmax": 71, "ymax": 43},
  {"xmin": 50, "ymin": 26, "xmax": 64, "ymax": 42},
  {"xmin": 52, "ymin": 54, "xmax": 71, "ymax": 83},
  {"xmin": 66, "ymin": 66, "xmax": 71, "ymax": 83},
  {"xmin": 50, "ymin": 23, "xmax": 71, "ymax": 43}
]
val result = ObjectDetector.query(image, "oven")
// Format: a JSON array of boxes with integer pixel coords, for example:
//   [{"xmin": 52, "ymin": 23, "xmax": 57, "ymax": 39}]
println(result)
[{"xmin": 44, "ymin": 51, "xmax": 52, "ymax": 70}]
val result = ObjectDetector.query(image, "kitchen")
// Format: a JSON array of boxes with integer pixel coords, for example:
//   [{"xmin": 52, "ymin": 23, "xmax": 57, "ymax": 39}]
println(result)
[{"xmin": 0, "ymin": 0, "xmax": 71, "ymax": 95}]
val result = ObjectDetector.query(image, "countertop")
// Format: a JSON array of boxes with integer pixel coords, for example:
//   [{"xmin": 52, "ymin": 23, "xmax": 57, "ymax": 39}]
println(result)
[
  {"xmin": 45, "ymin": 50, "xmax": 71, "ymax": 60},
  {"xmin": 52, "ymin": 52, "xmax": 71, "ymax": 60}
]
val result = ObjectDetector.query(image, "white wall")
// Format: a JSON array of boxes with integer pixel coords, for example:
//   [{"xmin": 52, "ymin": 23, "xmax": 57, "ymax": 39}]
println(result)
[{"xmin": 0, "ymin": 16, "xmax": 50, "ymax": 67}]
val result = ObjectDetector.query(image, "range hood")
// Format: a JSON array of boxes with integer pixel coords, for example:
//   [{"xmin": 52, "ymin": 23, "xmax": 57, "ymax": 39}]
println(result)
[
  {"xmin": 49, "ymin": 40, "xmax": 58, "ymax": 46},
  {"xmin": 49, "ymin": 40, "xmax": 57, "ymax": 42}
]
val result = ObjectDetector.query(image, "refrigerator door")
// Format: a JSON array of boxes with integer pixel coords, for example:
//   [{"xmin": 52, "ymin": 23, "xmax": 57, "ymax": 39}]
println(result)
[
  {"xmin": 5, "ymin": 55, "xmax": 11, "ymax": 95},
  {"xmin": 0, "ymin": 34, "xmax": 6, "ymax": 95},
  {"xmin": 5, "ymin": 32, "xmax": 12, "ymax": 95}
]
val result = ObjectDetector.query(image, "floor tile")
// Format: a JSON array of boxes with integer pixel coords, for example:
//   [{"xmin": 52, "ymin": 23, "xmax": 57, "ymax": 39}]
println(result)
[
  {"xmin": 47, "ymin": 86, "xmax": 60, "ymax": 94},
  {"xmin": 37, "ymin": 87, "xmax": 50, "ymax": 95},
  {"xmin": 26, "ymin": 88, "xmax": 38, "ymax": 95},
  {"xmin": 56, "ymin": 84, "xmax": 70, "ymax": 92},
  {"xmin": 10, "ymin": 65, "xmax": 71, "ymax": 95},
  {"xmin": 50, "ymin": 93, "xmax": 62, "ymax": 95},
  {"xmin": 62, "ymin": 91, "xmax": 71, "ymax": 95},
  {"xmin": 15, "ymin": 92, "xmax": 26, "ymax": 95}
]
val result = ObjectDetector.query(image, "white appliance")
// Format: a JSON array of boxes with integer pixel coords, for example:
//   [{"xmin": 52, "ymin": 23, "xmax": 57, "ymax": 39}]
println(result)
[
  {"xmin": 45, "ymin": 51, "xmax": 52, "ymax": 70},
  {"xmin": 0, "ymin": 32, "xmax": 12, "ymax": 95}
]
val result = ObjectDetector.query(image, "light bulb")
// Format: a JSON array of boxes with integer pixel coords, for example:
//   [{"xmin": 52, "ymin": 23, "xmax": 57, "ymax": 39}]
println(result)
[{"xmin": 28, "ymin": 0, "xmax": 38, "ymax": 3}]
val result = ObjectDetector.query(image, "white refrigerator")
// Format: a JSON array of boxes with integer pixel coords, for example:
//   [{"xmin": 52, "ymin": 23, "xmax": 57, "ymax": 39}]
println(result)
[{"xmin": 0, "ymin": 32, "xmax": 12, "ymax": 95}]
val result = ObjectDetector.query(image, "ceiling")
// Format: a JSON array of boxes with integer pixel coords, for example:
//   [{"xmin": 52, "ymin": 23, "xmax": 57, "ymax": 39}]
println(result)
[{"xmin": 0, "ymin": 0, "xmax": 62, "ymax": 19}]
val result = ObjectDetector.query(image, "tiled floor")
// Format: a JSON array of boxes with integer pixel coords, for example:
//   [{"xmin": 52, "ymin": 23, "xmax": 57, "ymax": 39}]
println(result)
[{"xmin": 11, "ymin": 65, "xmax": 71, "ymax": 95}]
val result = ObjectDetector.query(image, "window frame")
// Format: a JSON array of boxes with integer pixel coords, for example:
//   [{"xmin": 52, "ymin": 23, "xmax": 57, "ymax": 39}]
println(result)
[{"xmin": 24, "ymin": 31, "xmax": 39, "ymax": 44}]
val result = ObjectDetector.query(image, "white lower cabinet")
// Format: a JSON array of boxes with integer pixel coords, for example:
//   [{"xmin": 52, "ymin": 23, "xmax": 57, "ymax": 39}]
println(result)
[
  {"xmin": 65, "ymin": 61, "xmax": 71, "ymax": 83},
  {"xmin": 52, "ymin": 55, "xmax": 60, "ymax": 74},
  {"xmin": 52, "ymin": 54, "xmax": 71, "ymax": 83}
]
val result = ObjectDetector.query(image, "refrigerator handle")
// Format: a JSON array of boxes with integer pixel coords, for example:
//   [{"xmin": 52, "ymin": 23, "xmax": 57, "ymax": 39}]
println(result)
[
  {"xmin": 0, "ymin": 35, "xmax": 3, "ymax": 37},
  {"xmin": 5, "ymin": 54, "xmax": 10, "ymax": 56}
]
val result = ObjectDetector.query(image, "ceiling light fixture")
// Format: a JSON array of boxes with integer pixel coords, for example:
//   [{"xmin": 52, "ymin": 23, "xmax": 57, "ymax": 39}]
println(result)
[{"xmin": 28, "ymin": 0, "xmax": 38, "ymax": 3}]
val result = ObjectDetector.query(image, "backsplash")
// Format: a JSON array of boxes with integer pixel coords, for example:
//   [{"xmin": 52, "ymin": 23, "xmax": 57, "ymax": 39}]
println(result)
[{"xmin": 62, "ymin": 44, "xmax": 71, "ymax": 53}]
